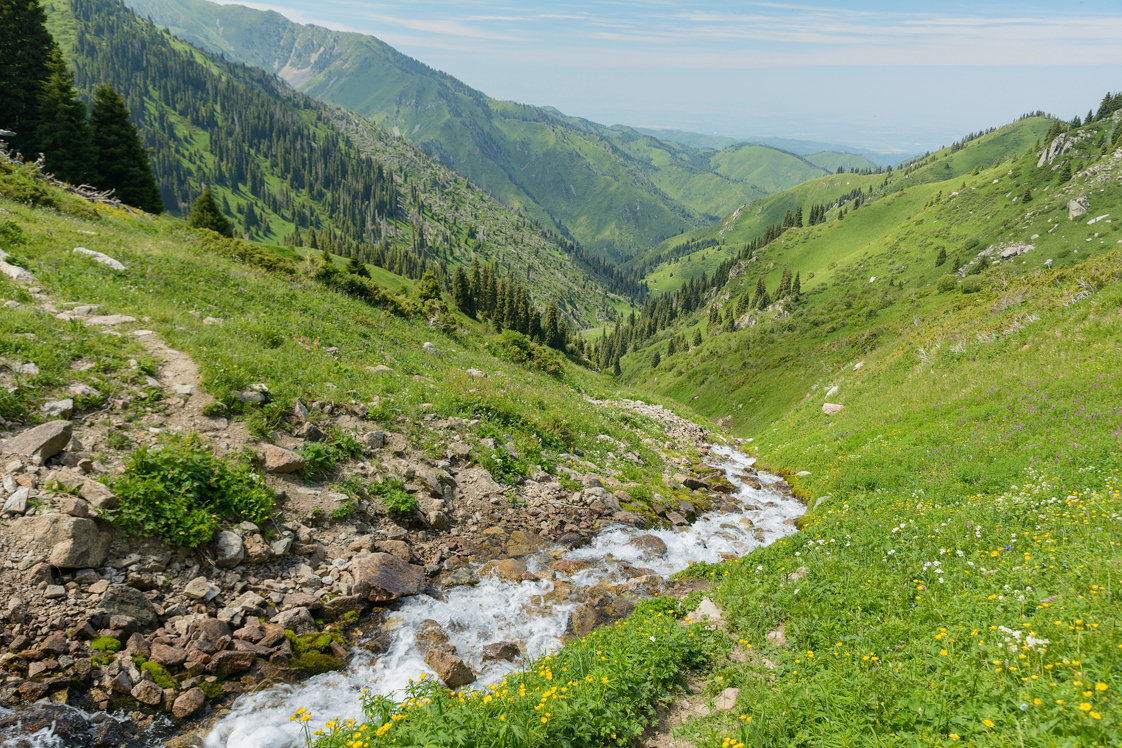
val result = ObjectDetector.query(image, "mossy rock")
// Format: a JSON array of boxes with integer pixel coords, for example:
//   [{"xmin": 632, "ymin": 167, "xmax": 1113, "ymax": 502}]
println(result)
[
  {"xmin": 90, "ymin": 636, "xmax": 122, "ymax": 654},
  {"xmin": 198, "ymin": 680, "xmax": 226, "ymax": 700},
  {"xmin": 289, "ymin": 652, "xmax": 343, "ymax": 675}
]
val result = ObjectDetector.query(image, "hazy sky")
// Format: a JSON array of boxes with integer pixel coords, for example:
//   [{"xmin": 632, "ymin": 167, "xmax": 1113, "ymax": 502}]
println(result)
[{"xmin": 215, "ymin": 0, "xmax": 1122, "ymax": 153}]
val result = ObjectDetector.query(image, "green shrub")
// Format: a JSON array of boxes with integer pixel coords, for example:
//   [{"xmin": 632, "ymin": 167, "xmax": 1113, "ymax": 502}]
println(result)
[
  {"xmin": 298, "ymin": 429, "xmax": 365, "ymax": 480},
  {"xmin": 105, "ymin": 434, "xmax": 274, "ymax": 547},
  {"xmin": 487, "ymin": 330, "xmax": 563, "ymax": 374},
  {"xmin": 960, "ymin": 275, "xmax": 983, "ymax": 293},
  {"xmin": 373, "ymin": 478, "xmax": 418, "ymax": 516},
  {"xmin": 935, "ymin": 273, "xmax": 957, "ymax": 292}
]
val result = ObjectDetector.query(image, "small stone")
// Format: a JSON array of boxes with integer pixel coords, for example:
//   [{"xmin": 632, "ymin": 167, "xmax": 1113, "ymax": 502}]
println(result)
[
  {"xmin": 79, "ymin": 480, "xmax": 118, "ymax": 510},
  {"xmin": 2, "ymin": 487, "xmax": 31, "ymax": 515},
  {"xmin": 422, "ymin": 342, "xmax": 438, "ymax": 355},
  {"xmin": 362, "ymin": 431, "xmax": 385, "ymax": 450},
  {"xmin": 41, "ymin": 399, "xmax": 75, "ymax": 419},
  {"xmin": 44, "ymin": 584, "xmax": 66, "ymax": 599},
  {"xmin": 171, "ymin": 384, "xmax": 196, "ymax": 396},
  {"xmin": 262, "ymin": 445, "xmax": 304, "ymax": 474},
  {"xmin": 822, "ymin": 403, "xmax": 844, "ymax": 415},
  {"xmin": 130, "ymin": 680, "xmax": 164, "ymax": 706},
  {"xmin": 272, "ymin": 607, "xmax": 316, "ymax": 635},
  {"xmin": 212, "ymin": 531, "xmax": 245, "ymax": 568},
  {"xmin": 100, "ymin": 584, "xmax": 159, "ymax": 628},
  {"xmin": 183, "ymin": 576, "xmax": 211, "ymax": 600}
]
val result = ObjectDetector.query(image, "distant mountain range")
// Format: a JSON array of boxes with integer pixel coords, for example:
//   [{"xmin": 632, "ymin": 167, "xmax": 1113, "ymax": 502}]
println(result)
[{"xmin": 123, "ymin": 0, "xmax": 886, "ymax": 259}]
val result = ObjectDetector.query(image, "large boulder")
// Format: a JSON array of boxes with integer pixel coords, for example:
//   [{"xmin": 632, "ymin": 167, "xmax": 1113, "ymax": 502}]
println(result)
[
  {"xmin": 13, "ymin": 513, "xmax": 110, "ymax": 568},
  {"xmin": 172, "ymin": 687, "xmax": 206, "ymax": 719},
  {"xmin": 351, "ymin": 552, "xmax": 425, "ymax": 603},
  {"xmin": 3, "ymin": 420, "xmax": 72, "ymax": 459},
  {"xmin": 99, "ymin": 584, "xmax": 159, "ymax": 628},
  {"xmin": 423, "ymin": 647, "xmax": 474, "ymax": 688}
]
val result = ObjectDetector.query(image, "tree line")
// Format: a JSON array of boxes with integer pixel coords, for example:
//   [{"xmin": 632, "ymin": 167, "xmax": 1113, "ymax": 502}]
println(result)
[{"xmin": 0, "ymin": 0, "xmax": 161, "ymax": 212}]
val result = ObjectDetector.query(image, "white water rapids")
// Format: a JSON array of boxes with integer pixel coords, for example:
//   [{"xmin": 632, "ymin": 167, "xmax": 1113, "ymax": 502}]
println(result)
[{"xmin": 200, "ymin": 444, "xmax": 804, "ymax": 748}]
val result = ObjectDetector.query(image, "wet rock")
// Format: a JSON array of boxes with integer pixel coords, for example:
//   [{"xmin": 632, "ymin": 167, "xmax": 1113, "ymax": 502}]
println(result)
[
  {"xmin": 481, "ymin": 641, "xmax": 520, "ymax": 662},
  {"xmin": 443, "ymin": 567, "xmax": 476, "ymax": 587},
  {"xmin": 666, "ymin": 511, "xmax": 688, "ymax": 526},
  {"xmin": 480, "ymin": 557, "xmax": 531, "ymax": 582},
  {"xmin": 351, "ymin": 553, "xmax": 425, "ymax": 602},
  {"xmin": 423, "ymin": 647, "xmax": 474, "ymax": 688},
  {"xmin": 172, "ymin": 687, "xmax": 206, "ymax": 719},
  {"xmin": 212, "ymin": 530, "xmax": 244, "ymax": 568},
  {"xmin": 3, "ymin": 420, "xmax": 73, "ymax": 459},
  {"xmin": 414, "ymin": 619, "xmax": 450, "ymax": 655},
  {"xmin": 322, "ymin": 595, "xmax": 366, "ymax": 621},
  {"xmin": 0, "ymin": 704, "xmax": 135, "ymax": 747},
  {"xmin": 629, "ymin": 534, "xmax": 667, "ymax": 557},
  {"xmin": 262, "ymin": 445, "xmax": 305, "ymax": 474},
  {"xmin": 100, "ymin": 585, "xmax": 158, "ymax": 629},
  {"xmin": 504, "ymin": 529, "xmax": 551, "ymax": 557}
]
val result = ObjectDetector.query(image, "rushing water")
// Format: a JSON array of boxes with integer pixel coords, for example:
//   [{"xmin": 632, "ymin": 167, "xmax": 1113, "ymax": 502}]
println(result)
[
  {"xmin": 0, "ymin": 445, "xmax": 803, "ymax": 748},
  {"xmin": 203, "ymin": 444, "xmax": 804, "ymax": 748}
]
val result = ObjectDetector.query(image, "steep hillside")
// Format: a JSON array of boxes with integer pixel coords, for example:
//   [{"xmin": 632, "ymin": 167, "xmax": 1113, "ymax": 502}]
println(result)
[
  {"xmin": 804, "ymin": 150, "xmax": 880, "ymax": 172},
  {"xmin": 634, "ymin": 116, "xmax": 1054, "ymax": 293},
  {"xmin": 122, "ymin": 0, "xmax": 703, "ymax": 257},
  {"xmin": 42, "ymin": 0, "xmax": 634, "ymax": 327}
]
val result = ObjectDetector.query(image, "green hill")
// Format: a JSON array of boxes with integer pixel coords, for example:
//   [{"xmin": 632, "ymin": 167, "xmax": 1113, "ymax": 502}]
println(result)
[
  {"xmin": 41, "ymin": 0, "xmax": 635, "ymax": 328},
  {"xmin": 632, "ymin": 117, "xmax": 1054, "ymax": 293},
  {"xmin": 121, "ymin": 0, "xmax": 839, "ymax": 257},
  {"xmin": 805, "ymin": 150, "xmax": 880, "ymax": 172}
]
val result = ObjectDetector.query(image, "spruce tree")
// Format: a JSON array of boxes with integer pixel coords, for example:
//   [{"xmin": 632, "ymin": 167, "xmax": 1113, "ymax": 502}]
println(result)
[
  {"xmin": 35, "ymin": 45, "xmax": 93, "ymax": 185},
  {"xmin": 935, "ymin": 247, "xmax": 947, "ymax": 266},
  {"xmin": 612, "ymin": 357, "xmax": 621, "ymax": 377},
  {"xmin": 187, "ymin": 187, "xmax": 233, "ymax": 236},
  {"xmin": 692, "ymin": 329, "xmax": 702, "ymax": 348},
  {"xmin": 792, "ymin": 272, "xmax": 801, "ymax": 299},
  {"xmin": 414, "ymin": 270, "xmax": 442, "ymax": 302},
  {"xmin": 650, "ymin": 350, "xmax": 660, "ymax": 369},
  {"xmin": 451, "ymin": 266, "xmax": 473, "ymax": 317},
  {"xmin": 1058, "ymin": 162, "xmax": 1072, "ymax": 183},
  {"xmin": 544, "ymin": 300, "xmax": 561, "ymax": 349},
  {"xmin": 346, "ymin": 255, "xmax": 369, "ymax": 278},
  {"xmin": 89, "ymin": 85, "xmax": 162, "ymax": 213},
  {"xmin": 0, "ymin": 0, "xmax": 55, "ymax": 159}
]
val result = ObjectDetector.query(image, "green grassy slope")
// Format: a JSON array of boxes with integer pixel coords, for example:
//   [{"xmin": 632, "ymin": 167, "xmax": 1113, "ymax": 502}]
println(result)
[
  {"xmin": 633, "ymin": 117, "xmax": 1055, "ymax": 293},
  {"xmin": 805, "ymin": 150, "xmax": 880, "ymax": 172},
  {"xmin": 617, "ymin": 112, "xmax": 1122, "ymax": 747}
]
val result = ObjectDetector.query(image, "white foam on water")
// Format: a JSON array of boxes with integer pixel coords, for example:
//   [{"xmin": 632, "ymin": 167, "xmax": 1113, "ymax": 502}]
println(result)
[{"xmin": 205, "ymin": 444, "xmax": 804, "ymax": 748}]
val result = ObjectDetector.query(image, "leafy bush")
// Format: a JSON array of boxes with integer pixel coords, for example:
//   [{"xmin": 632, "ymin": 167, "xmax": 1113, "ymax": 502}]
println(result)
[
  {"xmin": 315, "ymin": 261, "xmax": 419, "ymax": 319},
  {"xmin": 936, "ymin": 273, "xmax": 957, "ymax": 292},
  {"xmin": 487, "ymin": 330, "xmax": 563, "ymax": 374},
  {"xmin": 196, "ymin": 232, "xmax": 295, "ymax": 275},
  {"xmin": 298, "ymin": 429, "xmax": 365, "ymax": 480},
  {"xmin": 960, "ymin": 275, "xmax": 983, "ymax": 293},
  {"xmin": 105, "ymin": 434, "xmax": 274, "ymax": 547},
  {"xmin": 373, "ymin": 478, "xmax": 418, "ymax": 516}
]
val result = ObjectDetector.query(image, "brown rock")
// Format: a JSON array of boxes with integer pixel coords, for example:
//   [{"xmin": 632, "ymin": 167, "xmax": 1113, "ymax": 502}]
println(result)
[
  {"xmin": 351, "ymin": 553, "xmax": 425, "ymax": 603},
  {"xmin": 629, "ymin": 534, "xmax": 668, "ymax": 557},
  {"xmin": 479, "ymin": 558, "xmax": 531, "ymax": 582},
  {"xmin": 243, "ymin": 534, "xmax": 271, "ymax": 564},
  {"xmin": 414, "ymin": 619, "xmax": 450, "ymax": 655},
  {"xmin": 150, "ymin": 643, "xmax": 188, "ymax": 669},
  {"xmin": 171, "ymin": 687, "xmax": 206, "ymax": 718},
  {"xmin": 131, "ymin": 680, "xmax": 164, "ymax": 706},
  {"xmin": 79, "ymin": 480, "xmax": 118, "ymax": 510},
  {"xmin": 481, "ymin": 641, "xmax": 520, "ymax": 662},
  {"xmin": 423, "ymin": 648, "xmax": 474, "ymax": 689},
  {"xmin": 12, "ymin": 514, "xmax": 110, "ymax": 569},
  {"xmin": 376, "ymin": 539, "xmax": 413, "ymax": 562},
  {"xmin": 209, "ymin": 650, "xmax": 255, "ymax": 676},
  {"xmin": 262, "ymin": 445, "xmax": 305, "ymax": 474}
]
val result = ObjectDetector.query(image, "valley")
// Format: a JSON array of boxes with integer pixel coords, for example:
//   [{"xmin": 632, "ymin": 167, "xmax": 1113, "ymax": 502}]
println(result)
[{"xmin": 1, "ymin": 1, "xmax": 1121, "ymax": 747}]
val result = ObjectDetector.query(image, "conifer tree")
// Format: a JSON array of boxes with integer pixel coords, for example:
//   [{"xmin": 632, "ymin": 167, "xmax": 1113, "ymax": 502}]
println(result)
[
  {"xmin": 346, "ymin": 255, "xmax": 369, "ymax": 278},
  {"xmin": 666, "ymin": 338, "xmax": 676, "ymax": 357},
  {"xmin": 414, "ymin": 270, "xmax": 442, "ymax": 302},
  {"xmin": 612, "ymin": 356, "xmax": 621, "ymax": 377},
  {"xmin": 1021, "ymin": 187, "xmax": 1032, "ymax": 203},
  {"xmin": 756, "ymin": 289, "xmax": 771, "ymax": 310},
  {"xmin": 779, "ymin": 268, "xmax": 792, "ymax": 297},
  {"xmin": 35, "ymin": 45, "xmax": 93, "ymax": 185},
  {"xmin": 650, "ymin": 350, "xmax": 660, "ymax": 369},
  {"xmin": 935, "ymin": 247, "xmax": 947, "ymax": 266},
  {"xmin": 187, "ymin": 187, "xmax": 233, "ymax": 236},
  {"xmin": 0, "ymin": 0, "xmax": 55, "ymax": 159},
  {"xmin": 792, "ymin": 272, "xmax": 801, "ymax": 299},
  {"xmin": 692, "ymin": 329, "xmax": 702, "ymax": 348},
  {"xmin": 1058, "ymin": 162, "xmax": 1072, "ymax": 183},
  {"xmin": 451, "ymin": 266, "xmax": 473, "ymax": 317},
  {"xmin": 89, "ymin": 84, "xmax": 162, "ymax": 212},
  {"xmin": 544, "ymin": 300, "xmax": 562, "ymax": 349}
]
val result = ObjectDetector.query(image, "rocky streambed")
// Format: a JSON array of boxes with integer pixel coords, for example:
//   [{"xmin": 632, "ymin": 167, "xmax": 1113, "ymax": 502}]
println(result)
[{"xmin": 202, "ymin": 444, "xmax": 804, "ymax": 748}]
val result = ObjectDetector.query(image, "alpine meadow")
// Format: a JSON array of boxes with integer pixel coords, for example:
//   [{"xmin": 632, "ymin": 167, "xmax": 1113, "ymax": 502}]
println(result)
[{"xmin": 0, "ymin": 1, "xmax": 1120, "ymax": 747}]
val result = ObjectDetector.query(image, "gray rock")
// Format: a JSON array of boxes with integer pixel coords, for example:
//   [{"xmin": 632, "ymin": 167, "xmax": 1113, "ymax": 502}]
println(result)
[
  {"xmin": 629, "ymin": 534, "xmax": 668, "ymax": 557},
  {"xmin": 465, "ymin": 368, "xmax": 487, "ymax": 378},
  {"xmin": 262, "ymin": 445, "xmax": 304, "ymax": 474},
  {"xmin": 41, "ymin": 399, "xmax": 74, "ymax": 419},
  {"xmin": 3, "ymin": 420, "xmax": 73, "ymax": 459},
  {"xmin": 1068, "ymin": 197, "xmax": 1089, "ymax": 220},
  {"xmin": 363, "ymin": 431, "xmax": 385, "ymax": 450},
  {"xmin": 44, "ymin": 584, "xmax": 66, "ymax": 599},
  {"xmin": 131, "ymin": 680, "xmax": 164, "ymax": 706},
  {"xmin": 481, "ymin": 641, "xmax": 520, "ymax": 662},
  {"xmin": 79, "ymin": 480, "xmax": 118, "ymax": 510},
  {"xmin": 2, "ymin": 487, "xmax": 31, "ymax": 515},
  {"xmin": 100, "ymin": 584, "xmax": 158, "ymax": 628},
  {"xmin": 183, "ymin": 577, "xmax": 212, "ymax": 600},
  {"xmin": 270, "ymin": 537, "xmax": 293, "ymax": 557},
  {"xmin": 213, "ymin": 531, "xmax": 244, "ymax": 568},
  {"xmin": 236, "ymin": 389, "xmax": 266, "ymax": 404},
  {"xmin": 822, "ymin": 403, "xmax": 844, "ymax": 415},
  {"xmin": 72, "ymin": 247, "xmax": 126, "ymax": 271},
  {"xmin": 171, "ymin": 383, "xmax": 196, "ymax": 396},
  {"xmin": 272, "ymin": 606, "xmax": 316, "ymax": 635},
  {"xmin": 426, "ymin": 510, "xmax": 449, "ymax": 531},
  {"xmin": 13, "ymin": 513, "xmax": 109, "ymax": 568},
  {"xmin": 422, "ymin": 342, "xmax": 438, "ymax": 355}
]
